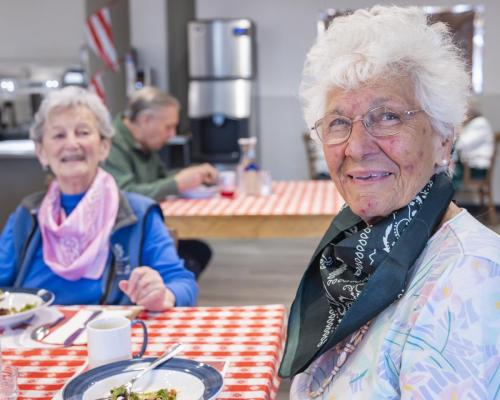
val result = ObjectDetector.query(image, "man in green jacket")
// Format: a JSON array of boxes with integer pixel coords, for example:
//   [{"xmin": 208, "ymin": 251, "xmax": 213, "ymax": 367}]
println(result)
[
  {"xmin": 105, "ymin": 87, "xmax": 218, "ymax": 199},
  {"xmin": 104, "ymin": 86, "xmax": 218, "ymax": 278}
]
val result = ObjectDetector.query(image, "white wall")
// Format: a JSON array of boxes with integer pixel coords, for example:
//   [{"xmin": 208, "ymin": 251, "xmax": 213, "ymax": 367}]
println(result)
[
  {"xmin": 0, "ymin": 0, "xmax": 498, "ymax": 200},
  {"xmin": 196, "ymin": 0, "xmax": 500, "ymax": 202},
  {"xmin": 129, "ymin": 0, "xmax": 168, "ymax": 91},
  {"xmin": 0, "ymin": 0, "xmax": 84, "ymax": 64}
]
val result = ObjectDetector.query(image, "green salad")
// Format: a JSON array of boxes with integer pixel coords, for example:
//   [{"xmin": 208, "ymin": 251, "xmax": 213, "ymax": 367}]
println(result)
[
  {"xmin": 0, "ymin": 302, "xmax": 37, "ymax": 316},
  {"xmin": 110, "ymin": 385, "xmax": 177, "ymax": 400}
]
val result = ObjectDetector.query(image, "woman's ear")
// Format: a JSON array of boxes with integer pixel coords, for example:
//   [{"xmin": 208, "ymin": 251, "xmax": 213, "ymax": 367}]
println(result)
[
  {"xmin": 35, "ymin": 142, "xmax": 49, "ymax": 169},
  {"xmin": 433, "ymin": 131, "xmax": 454, "ymax": 172},
  {"xmin": 99, "ymin": 137, "xmax": 112, "ymax": 162},
  {"xmin": 435, "ymin": 129, "xmax": 454, "ymax": 163},
  {"xmin": 441, "ymin": 135, "xmax": 453, "ymax": 158}
]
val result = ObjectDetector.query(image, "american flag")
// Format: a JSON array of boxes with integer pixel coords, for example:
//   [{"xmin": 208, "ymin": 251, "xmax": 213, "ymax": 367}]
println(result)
[
  {"xmin": 85, "ymin": 7, "xmax": 119, "ymax": 71},
  {"xmin": 89, "ymin": 73, "xmax": 107, "ymax": 105}
]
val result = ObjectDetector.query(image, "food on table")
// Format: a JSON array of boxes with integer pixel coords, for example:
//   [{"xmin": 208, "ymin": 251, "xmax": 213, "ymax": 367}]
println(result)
[
  {"xmin": 0, "ymin": 302, "xmax": 37, "ymax": 316},
  {"xmin": 110, "ymin": 385, "xmax": 177, "ymax": 400}
]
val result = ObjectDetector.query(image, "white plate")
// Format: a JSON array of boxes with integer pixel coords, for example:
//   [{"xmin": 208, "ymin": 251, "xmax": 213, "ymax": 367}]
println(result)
[
  {"xmin": 181, "ymin": 185, "xmax": 218, "ymax": 199},
  {"xmin": 84, "ymin": 370, "xmax": 204, "ymax": 399},
  {"xmin": 0, "ymin": 287, "xmax": 55, "ymax": 328},
  {"xmin": 63, "ymin": 357, "xmax": 224, "ymax": 400}
]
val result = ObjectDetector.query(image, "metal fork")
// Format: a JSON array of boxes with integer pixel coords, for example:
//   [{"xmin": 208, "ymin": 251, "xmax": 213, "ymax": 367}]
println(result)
[
  {"xmin": 123, "ymin": 343, "xmax": 184, "ymax": 396},
  {"xmin": 94, "ymin": 343, "xmax": 184, "ymax": 400}
]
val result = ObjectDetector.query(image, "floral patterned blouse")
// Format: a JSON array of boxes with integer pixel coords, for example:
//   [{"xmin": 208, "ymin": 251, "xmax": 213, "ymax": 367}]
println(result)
[{"xmin": 290, "ymin": 210, "xmax": 500, "ymax": 399}]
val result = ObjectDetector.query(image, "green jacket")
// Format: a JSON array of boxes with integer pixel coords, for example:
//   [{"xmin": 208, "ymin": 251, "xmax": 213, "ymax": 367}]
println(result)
[{"xmin": 103, "ymin": 114, "xmax": 179, "ymax": 201}]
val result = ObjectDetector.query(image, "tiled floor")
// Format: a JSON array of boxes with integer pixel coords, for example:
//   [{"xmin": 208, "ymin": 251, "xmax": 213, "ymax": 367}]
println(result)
[{"xmin": 197, "ymin": 208, "xmax": 499, "ymax": 399}]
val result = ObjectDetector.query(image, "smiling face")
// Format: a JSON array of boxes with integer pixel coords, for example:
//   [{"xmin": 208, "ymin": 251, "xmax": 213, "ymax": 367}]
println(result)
[
  {"xmin": 322, "ymin": 77, "xmax": 452, "ymax": 224},
  {"xmin": 135, "ymin": 105, "xmax": 179, "ymax": 151},
  {"xmin": 35, "ymin": 105, "xmax": 111, "ymax": 194}
]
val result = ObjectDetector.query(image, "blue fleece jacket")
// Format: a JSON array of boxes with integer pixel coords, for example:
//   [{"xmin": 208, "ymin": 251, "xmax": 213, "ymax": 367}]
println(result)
[{"xmin": 0, "ymin": 191, "xmax": 198, "ymax": 307}]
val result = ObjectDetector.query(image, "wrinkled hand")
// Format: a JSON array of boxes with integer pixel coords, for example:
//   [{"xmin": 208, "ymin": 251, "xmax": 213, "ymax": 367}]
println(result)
[
  {"xmin": 118, "ymin": 267, "xmax": 175, "ymax": 311},
  {"xmin": 174, "ymin": 163, "xmax": 219, "ymax": 193}
]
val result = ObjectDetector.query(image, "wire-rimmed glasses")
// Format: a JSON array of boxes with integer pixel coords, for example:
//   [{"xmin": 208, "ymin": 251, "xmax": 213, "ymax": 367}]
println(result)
[{"xmin": 311, "ymin": 106, "xmax": 424, "ymax": 145}]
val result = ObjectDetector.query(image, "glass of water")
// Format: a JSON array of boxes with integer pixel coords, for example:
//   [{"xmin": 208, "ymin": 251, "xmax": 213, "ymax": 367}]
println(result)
[{"xmin": 0, "ymin": 365, "xmax": 18, "ymax": 400}]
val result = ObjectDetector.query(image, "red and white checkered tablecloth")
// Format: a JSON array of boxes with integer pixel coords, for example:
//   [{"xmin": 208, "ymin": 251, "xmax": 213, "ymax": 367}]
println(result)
[
  {"xmin": 2, "ymin": 304, "xmax": 287, "ymax": 400},
  {"xmin": 161, "ymin": 180, "xmax": 343, "ymax": 216}
]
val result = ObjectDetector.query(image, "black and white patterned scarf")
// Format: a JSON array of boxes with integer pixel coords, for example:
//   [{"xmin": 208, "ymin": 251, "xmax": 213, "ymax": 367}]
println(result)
[{"xmin": 279, "ymin": 173, "xmax": 454, "ymax": 378}]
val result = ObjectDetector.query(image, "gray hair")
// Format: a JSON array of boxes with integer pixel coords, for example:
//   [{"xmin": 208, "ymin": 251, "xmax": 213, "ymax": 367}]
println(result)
[
  {"xmin": 30, "ymin": 86, "xmax": 114, "ymax": 142},
  {"xmin": 125, "ymin": 86, "xmax": 180, "ymax": 122},
  {"xmin": 301, "ymin": 5, "xmax": 470, "ymax": 145}
]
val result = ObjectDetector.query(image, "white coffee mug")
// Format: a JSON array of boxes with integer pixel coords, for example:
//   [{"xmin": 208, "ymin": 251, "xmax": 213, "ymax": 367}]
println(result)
[{"xmin": 86, "ymin": 316, "xmax": 148, "ymax": 369}]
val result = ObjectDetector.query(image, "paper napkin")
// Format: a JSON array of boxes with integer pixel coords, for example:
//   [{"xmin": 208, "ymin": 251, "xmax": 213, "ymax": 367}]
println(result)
[{"xmin": 42, "ymin": 308, "xmax": 138, "ymax": 346}]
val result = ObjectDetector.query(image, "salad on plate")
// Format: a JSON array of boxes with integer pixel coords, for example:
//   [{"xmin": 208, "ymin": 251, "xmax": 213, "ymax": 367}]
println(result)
[
  {"xmin": 111, "ymin": 385, "xmax": 177, "ymax": 400},
  {"xmin": 0, "ymin": 287, "xmax": 55, "ymax": 328}
]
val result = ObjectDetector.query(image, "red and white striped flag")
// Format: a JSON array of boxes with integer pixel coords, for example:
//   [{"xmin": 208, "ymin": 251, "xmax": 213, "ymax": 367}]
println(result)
[
  {"xmin": 85, "ymin": 7, "xmax": 119, "ymax": 71},
  {"xmin": 89, "ymin": 73, "xmax": 107, "ymax": 105}
]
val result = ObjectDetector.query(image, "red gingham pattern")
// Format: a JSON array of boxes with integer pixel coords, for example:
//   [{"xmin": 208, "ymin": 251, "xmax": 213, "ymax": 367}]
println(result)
[
  {"xmin": 161, "ymin": 181, "xmax": 343, "ymax": 217},
  {"xmin": 3, "ymin": 304, "xmax": 287, "ymax": 400}
]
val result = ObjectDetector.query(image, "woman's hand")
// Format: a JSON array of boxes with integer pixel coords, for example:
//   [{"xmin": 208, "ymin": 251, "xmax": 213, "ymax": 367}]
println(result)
[{"xmin": 118, "ymin": 267, "xmax": 176, "ymax": 311}]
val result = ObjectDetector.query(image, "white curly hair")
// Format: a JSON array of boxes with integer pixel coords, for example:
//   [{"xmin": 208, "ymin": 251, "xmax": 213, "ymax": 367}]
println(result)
[
  {"xmin": 30, "ymin": 86, "xmax": 114, "ymax": 143},
  {"xmin": 301, "ymin": 5, "xmax": 470, "ymax": 145}
]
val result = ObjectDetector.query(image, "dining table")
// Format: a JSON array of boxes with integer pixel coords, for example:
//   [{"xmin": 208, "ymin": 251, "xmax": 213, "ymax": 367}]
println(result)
[
  {"xmin": 1, "ymin": 303, "xmax": 287, "ymax": 400},
  {"xmin": 161, "ymin": 180, "xmax": 344, "ymax": 239}
]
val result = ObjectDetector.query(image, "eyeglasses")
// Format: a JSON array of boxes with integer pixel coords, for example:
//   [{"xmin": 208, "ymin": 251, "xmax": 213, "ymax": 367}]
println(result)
[{"xmin": 311, "ymin": 106, "xmax": 424, "ymax": 145}]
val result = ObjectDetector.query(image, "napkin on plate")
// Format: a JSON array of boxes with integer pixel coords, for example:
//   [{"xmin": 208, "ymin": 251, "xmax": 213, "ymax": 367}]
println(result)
[{"xmin": 41, "ymin": 308, "xmax": 139, "ymax": 346}]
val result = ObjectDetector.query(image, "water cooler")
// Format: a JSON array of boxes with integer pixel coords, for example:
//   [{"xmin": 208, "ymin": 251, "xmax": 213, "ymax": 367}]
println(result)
[{"xmin": 187, "ymin": 19, "xmax": 257, "ymax": 164}]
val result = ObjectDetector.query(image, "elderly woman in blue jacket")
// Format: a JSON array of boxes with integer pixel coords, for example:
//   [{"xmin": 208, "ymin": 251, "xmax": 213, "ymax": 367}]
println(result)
[{"xmin": 0, "ymin": 86, "xmax": 197, "ymax": 310}]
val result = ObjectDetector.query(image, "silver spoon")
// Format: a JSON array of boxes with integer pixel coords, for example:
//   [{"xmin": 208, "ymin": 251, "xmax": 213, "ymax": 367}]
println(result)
[
  {"xmin": 30, "ymin": 315, "xmax": 65, "ymax": 341},
  {"xmin": 95, "ymin": 343, "xmax": 185, "ymax": 400}
]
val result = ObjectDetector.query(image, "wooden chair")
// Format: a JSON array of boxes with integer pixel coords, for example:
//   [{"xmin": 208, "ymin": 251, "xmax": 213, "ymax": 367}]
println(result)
[
  {"xmin": 457, "ymin": 131, "xmax": 500, "ymax": 225},
  {"xmin": 303, "ymin": 132, "xmax": 331, "ymax": 180},
  {"xmin": 167, "ymin": 226, "xmax": 179, "ymax": 249}
]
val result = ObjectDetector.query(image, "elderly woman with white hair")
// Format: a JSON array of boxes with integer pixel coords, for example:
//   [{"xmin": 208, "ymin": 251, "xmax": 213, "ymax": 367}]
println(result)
[
  {"xmin": 0, "ymin": 86, "xmax": 197, "ymax": 310},
  {"xmin": 279, "ymin": 6, "xmax": 500, "ymax": 398}
]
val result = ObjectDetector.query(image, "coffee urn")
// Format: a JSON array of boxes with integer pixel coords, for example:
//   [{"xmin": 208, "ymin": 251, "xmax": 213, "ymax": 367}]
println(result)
[{"xmin": 187, "ymin": 19, "xmax": 257, "ymax": 164}]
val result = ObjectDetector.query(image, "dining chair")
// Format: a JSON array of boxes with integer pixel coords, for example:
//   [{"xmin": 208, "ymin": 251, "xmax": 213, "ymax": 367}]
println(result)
[
  {"xmin": 167, "ymin": 226, "xmax": 179, "ymax": 248},
  {"xmin": 303, "ymin": 132, "xmax": 317, "ymax": 179},
  {"xmin": 456, "ymin": 131, "xmax": 500, "ymax": 225},
  {"xmin": 303, "ymin": 132, "xmax": 331, "ymax": 180}
]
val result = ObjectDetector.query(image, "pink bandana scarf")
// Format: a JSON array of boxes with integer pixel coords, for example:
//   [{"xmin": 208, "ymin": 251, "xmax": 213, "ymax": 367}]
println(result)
[{"xmin": 38, "ymin": 168, "xmax": 120, "ymax": 281}]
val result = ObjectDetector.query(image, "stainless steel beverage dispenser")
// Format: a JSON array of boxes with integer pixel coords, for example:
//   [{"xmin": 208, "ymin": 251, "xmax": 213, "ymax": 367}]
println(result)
[{"xmin": 187, "ymin": 19, "xmax": 256, "ymax": 164}]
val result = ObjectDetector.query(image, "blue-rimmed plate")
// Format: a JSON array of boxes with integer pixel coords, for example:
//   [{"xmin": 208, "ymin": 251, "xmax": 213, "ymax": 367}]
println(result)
[
  {"xmin": 63, "ymin": 357, "xmax": 224, "ymax": 400},
  {"xmin": 0, "ymin": 287, "xmax": 55, "ymax": 328}
]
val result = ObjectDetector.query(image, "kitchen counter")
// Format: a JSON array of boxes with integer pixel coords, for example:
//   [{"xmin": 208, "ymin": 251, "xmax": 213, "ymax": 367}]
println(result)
[{"xmin": 0, "ymin": 139, "xmax": 36, "ymax": 158}]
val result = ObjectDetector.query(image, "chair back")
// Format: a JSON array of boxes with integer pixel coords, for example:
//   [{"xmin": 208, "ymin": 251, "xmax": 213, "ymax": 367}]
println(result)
[
  {"xmin": 461, "ymin": 131, "xmax": 500, "ymax": 186},
  {"xmin": 486, "ymin": 132, "xmax": 500, "ymax": 183},
  {"xmin": 459, "ymin": 131, "xmax": 499, "ymax": 225},
  {"xmin": 303, "ymin": 132, "xmax": 317, "ymax": 179}
]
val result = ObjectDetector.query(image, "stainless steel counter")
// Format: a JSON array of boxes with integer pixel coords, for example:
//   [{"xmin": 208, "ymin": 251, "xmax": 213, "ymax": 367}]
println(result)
[{"xmin": 0, "ymin": 139, "xmax": 36, "ymax": 158}]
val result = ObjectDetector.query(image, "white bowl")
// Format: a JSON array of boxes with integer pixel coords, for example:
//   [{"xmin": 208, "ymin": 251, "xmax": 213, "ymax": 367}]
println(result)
[{"xmin": 0, "ymin": 288, "xmax": 55, "ymax": 328}]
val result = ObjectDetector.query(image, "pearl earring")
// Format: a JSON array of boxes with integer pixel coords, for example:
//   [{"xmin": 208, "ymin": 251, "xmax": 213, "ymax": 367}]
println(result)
[{"xmin": 440, "ymin": 159, "xmax": 449, "ymax": 166}]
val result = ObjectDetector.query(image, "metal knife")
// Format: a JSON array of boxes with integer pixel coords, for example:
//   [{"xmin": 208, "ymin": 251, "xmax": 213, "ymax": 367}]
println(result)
[{"xmin": 63, "ymin": 310, "xmax": 102, "ymax": 347}]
